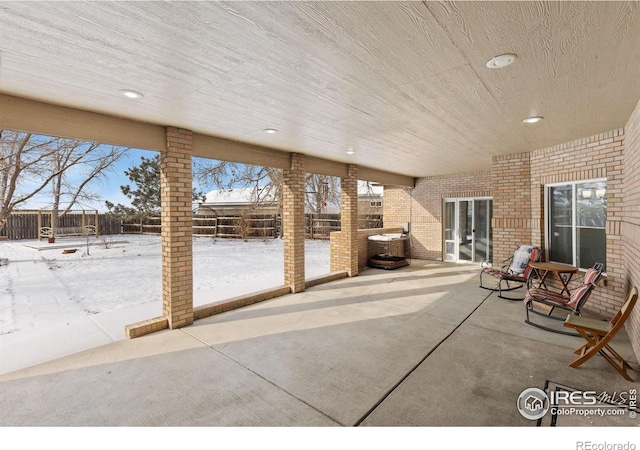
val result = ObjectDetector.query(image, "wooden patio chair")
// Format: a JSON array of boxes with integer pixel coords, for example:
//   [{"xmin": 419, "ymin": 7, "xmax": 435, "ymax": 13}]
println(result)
[
  {"xmin": 523, "ymin": 262, "xmax": 604, "ymax": 335},
  {"xmin": 479, "ymin": 245, "xmax": 541, "ymax": 300},
  {"xmin": 563, "ymin": 286, "xmax": 638, "ymax": 381}
]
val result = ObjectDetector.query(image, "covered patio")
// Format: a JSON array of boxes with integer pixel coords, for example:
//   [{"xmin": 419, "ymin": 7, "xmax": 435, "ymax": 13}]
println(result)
[
  {"xmin": 1, "ymin": 2, "xmax": 640, "ymax": 438},
  {"xmin": 0, "ymin": 261, "xmax": 635, "ymax": 427}
]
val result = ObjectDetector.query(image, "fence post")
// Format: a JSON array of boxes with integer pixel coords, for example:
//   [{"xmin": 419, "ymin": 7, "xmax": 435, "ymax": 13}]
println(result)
[{"xmin": 37, "ymin": 211, "xmax": 42, "ymax": 240}]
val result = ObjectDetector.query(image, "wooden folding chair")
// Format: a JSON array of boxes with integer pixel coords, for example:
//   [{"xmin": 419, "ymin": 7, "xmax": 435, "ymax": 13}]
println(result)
[{"xmin": 563, "ymin": 286, "xmax": 638, "ymax": 381}]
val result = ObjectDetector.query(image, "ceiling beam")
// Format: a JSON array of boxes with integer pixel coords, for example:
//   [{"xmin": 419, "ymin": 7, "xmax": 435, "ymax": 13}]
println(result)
[
  {"xmin": 191, "ymin": 133, "xmax": 290, "ymax": 170},
  {"xmin": 0, "ymin": 93, "xmax": 415, "ymax": 187},
  {"xmin": 0, "ymin": 94, "xmax": 166, "ymax": 152},
  {"xmin": 358, "ymin": 166, "xmax": 415, "ymax": 188}
]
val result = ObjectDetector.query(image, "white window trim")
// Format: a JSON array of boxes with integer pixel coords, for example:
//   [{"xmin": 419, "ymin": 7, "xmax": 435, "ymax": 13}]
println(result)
[{"xmin": 544, "ymin": 177, "xmax": 606, "ymax": 271}]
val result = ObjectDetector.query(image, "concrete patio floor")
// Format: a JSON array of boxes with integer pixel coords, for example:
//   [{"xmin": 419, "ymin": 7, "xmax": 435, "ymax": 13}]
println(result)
[{"xmin": 0, "ymin": 260, "xmax": 638, "ymax": 427}]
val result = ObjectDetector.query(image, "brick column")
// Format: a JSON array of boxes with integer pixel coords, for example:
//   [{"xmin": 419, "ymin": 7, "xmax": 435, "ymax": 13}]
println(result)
[
  {"xmin": 491, "ymin": 153, "xmax": 532, "ymax": 263},
  {"xmin": 330, "ymin": 165, "xmax": 358, "ymax": 276},
  {"xmin": 283, "ymin": 153, "xmax": 306, "ymax": 293},
  {"xmin": 161, "ymin": 127, "xmax": 194, "ymax": 328}
]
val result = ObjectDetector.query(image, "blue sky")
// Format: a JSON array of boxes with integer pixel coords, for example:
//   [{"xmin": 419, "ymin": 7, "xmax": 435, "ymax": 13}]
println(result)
[
  {"xmin": 17, "ymin": 138, "xmax": 245, "ymax": 212},
  {"xmin": 18, "ymin": 140, "xmax": 374, "ymax": 213},
  {"xmin": 22, "ymin": 146, "xmax": 222, "ymax": 213},
  {"xmin": 20, "ymin": 147, "xmax": 155, "ymax": 212}
]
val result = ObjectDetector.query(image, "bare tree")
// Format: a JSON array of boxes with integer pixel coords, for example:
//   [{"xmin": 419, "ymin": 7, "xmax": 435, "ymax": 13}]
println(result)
[
  {"xmin": 194, "ymin": 159, "xmax": 283, "ymax": 209},
  {"xmin": 0, "ymin": 130, "xmax": 127, "ymax": 235},
  {"xmin": 49, "ymin": 138, "xmax": 128, "ymax": 223},
  {"xmin": 1, "ymin": 131, "xmax": 59, "ymax": 234},
  {"xmin": 194, "ymin": 159, "xmax": 342, "ymax": 213},
  {"xmin": 195, "ymin": 160, "xmax": 281, "ymax": 203},
  {"xmin": 305, "ymin": 174, "xmax": 339, "ymax": 214}
]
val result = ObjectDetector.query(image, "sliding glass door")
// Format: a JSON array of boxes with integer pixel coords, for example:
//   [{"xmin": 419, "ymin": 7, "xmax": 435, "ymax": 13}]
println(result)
[{"xmin": 444, "ymin": 198, "xmax": 493, "ymax": 263}]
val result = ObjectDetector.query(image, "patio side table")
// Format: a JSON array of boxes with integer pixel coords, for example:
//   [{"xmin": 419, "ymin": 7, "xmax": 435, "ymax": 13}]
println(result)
[{"xmin": 528, "ymin": 261, "xmax": 579, "ymax": 296}]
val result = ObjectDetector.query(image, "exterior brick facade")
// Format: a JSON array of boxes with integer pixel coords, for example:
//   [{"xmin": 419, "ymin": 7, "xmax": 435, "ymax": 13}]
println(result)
[
  {"xmin": 527, "ymin": 129, "xmax": 625, "ymax": 318},
  {"xmin": 161, "ymin": 127, "xmax": 194, "ymax": 329},
  {"xmin": 622, "ymin": 100, "xmax": 640, "ymax": 361},
  {"xmin": 491, "ymin": 152, "xmax": 532, "ymax": 264},
  {"xmin": 384, "ymin": 172, "xmax": 492, "ymax": 260}
]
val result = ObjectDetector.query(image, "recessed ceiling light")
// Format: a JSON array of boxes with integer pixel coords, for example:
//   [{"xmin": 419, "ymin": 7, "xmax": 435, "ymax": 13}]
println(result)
[
  {"xmin": 522, "ymin": 116, "xmax": 544, "ymax": 124},
  {"xmin": 486, "ymin": 53, "xmax": 518, "ymax": 69},
  {"xmin": 263, "ymin": 128, "xmax": 279, "ymax": 134},
  {"xmin": 346, "ymin": 148, "xmax": 355, "ymax": 155},
  {"xmin": 119, "ymin": 89, "xmax": 143, "ymax": 99}
]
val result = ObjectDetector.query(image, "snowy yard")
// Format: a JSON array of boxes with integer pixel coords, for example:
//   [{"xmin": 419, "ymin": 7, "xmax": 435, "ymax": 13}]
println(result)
[{"xmin": 0, "ymin": 235, "xmax": 330, "ymax": 374}]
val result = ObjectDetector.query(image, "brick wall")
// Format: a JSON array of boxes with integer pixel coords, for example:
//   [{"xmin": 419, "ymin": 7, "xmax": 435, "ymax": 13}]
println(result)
[
  {"xmin": 527, "ymin": 129, "xmax": 625, "ymax": 318},
  {"xmin": 384, "ymin": 172, "xmax": 492, "ymax": 260},
  {"xmin": 385, "ymin": 132, "xmax": 626, "ymax": 318},
  {"xmin": 383, "ymin": 122, "xmax": 638, "ymax": 362},
  {"xmin": 622, "ymin": 99, "xmax": 640, "ymax": 362},
  {"xmin": 491, "ymin": 153, "xmax": 533, "ymax": 264}
]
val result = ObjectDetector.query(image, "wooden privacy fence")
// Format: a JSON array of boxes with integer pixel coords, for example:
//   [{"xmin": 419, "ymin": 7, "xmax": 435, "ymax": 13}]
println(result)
[
  {"xmin": 306, "ymin": 214, "xmax": 341, "ymax": 239},
  {"xmin": 121, "ymin": 214, "xmax": 280, "ymax": 239},
  {"xmin": 120, "ymin": 216, "xmax": 162, "ymax": 235},
  {"xmin": 3, "ymin": 212, "xmax": 383, "ymax": 240},
  {"xmin": 305, "ymin": 214, "xmax": 384, "ymax": 239},
  {"xmin": 120, "ymin": 213, "xmax": 383, "ymax": 239},
  {"xmin": 4, "ymin": 211, "xmax": 122, "ymax": 240}
]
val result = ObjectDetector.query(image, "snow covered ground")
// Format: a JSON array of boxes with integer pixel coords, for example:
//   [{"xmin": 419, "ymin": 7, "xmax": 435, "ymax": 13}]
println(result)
[{"xmin": 0, "ymin": 234, "xmax": 330, "ymax": 375}]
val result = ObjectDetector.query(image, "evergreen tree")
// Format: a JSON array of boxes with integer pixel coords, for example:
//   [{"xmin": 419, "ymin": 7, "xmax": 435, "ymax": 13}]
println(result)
[{"xmin": 106, "ymin": 154, "xmax": 204, "ymax": 218}]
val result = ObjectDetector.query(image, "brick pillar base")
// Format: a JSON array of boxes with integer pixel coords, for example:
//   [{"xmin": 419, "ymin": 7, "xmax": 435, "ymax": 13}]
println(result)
[
  {"xmin": 330, "ymin": 165, "xmax": 359, "ymax": 276},
  {"xmin": 161, "ymin": 127, "xmax": 194, "ymax": 328},
  {"xmin": 283, "ymin": 153, "xmax": 305, "ymax": 292}
]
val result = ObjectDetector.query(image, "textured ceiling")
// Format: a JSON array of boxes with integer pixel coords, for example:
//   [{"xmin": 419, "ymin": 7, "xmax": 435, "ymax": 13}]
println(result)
[{"xmin": 1, "ymin": 1, "xmax": 639, "ymax": 177}]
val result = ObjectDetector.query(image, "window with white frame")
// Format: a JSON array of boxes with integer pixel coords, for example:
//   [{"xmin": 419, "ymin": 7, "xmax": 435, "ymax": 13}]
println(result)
[{"xmin": 546, "ymin": 179, "xmax": 606, "ymax": 271}]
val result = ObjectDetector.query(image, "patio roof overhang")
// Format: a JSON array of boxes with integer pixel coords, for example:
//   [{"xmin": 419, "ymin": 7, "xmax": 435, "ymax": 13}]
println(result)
[
  {"xmin": 0, "ymin": 1, "xmax": 639, "ymax": 180},
  {"xmin": 0, "ymin": 93, "xmax": 415, "ymax": 187}
]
